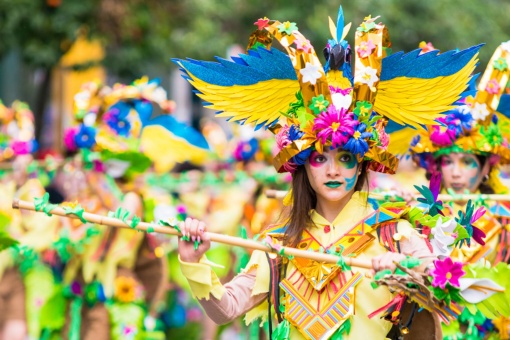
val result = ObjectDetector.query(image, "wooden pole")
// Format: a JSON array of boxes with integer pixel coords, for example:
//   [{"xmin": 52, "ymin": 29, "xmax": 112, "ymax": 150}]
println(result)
[{"xmin": 12, "ymin": 199, "xmax": 373, "ymax": 269}]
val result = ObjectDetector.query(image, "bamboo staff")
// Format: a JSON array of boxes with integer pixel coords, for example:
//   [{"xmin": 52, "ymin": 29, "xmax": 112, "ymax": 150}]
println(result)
[
  {"xmin": 12, "ymin": 198, "xmax": 373, "ymax": 269},
  {"xmin": 265, "ymin": 189, "xmax": 510, "ymax": 202}
]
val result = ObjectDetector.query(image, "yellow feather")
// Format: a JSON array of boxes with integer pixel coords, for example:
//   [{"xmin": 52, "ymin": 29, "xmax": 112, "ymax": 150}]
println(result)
[
  {"xmin": 183, "ymin": 67, "xmax": 299, "ymax": 128},
  {"xmin": 387, "ymin": 128, "xmax": 419, "ymax": 156},
  {"xmin": 374, "ymin": 53, "xmax": 478, "ymax": 129},
  {"xmin": 326, "ymin": 70, "xmax": 352, "ymax": 89}
]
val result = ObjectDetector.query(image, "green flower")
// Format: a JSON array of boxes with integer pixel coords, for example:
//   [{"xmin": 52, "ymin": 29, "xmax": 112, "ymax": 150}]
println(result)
[
  {"xmin": 353, "ymin": 101, "xmax": 373, "ymax": 120},
  {"xmin": 493, "ymin": 57, "xmax": 508, "ymax": 71},
  {"xmin": 357, "ymin": 15, "xmax": 377, "ymax": 33},
  {"xmin": 480, "ymin": 123, "xmax": 503, "ymax": 148},
  {"xmin": 277, "ymin": 21, "xmax": 298, "ymax": 35},
  {"xmin": 309, "ymin": 94, "xmax": 330, "ymax": 114}
]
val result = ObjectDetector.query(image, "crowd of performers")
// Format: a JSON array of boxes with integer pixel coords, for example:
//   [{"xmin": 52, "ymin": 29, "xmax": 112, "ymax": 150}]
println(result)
[{"xmin": 2, "ymin": 5, "xmax": 510, "ymax": 340}]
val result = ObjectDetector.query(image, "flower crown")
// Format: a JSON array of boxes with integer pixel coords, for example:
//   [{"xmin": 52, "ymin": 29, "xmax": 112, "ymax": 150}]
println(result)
[
  {"xmin": 175, "ymin": 7, "xmax": 480, "ymax": 174},
  {"xmin": 411, "ymin": 41, "xmax": 510, "ymax": 167},
  {"xmin": 0, "ymin": 100, "xmax": 38, "ymax": 161}
]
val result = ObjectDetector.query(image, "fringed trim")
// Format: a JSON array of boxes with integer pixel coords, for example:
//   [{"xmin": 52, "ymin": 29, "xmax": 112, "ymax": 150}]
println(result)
[{"xmin": 244, "ymin": 300, "xmax": 268, "ymax": 326}]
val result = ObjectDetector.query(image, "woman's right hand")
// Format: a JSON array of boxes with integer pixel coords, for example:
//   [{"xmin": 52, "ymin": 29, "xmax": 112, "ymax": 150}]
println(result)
[{"xmin": 178, "ymin": 217, "xmax": 211, "ymax": 263}]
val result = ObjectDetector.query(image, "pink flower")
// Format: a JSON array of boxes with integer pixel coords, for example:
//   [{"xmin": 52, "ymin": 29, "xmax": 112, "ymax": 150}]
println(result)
[
  {"xmin": 485, "ymin": 78, "xmax": 501, "ymax": 95},
  {"xmin": 275, "ymin": 125, "xmax": 292, "ymax": 151},
  {"xmin": 282, "ymin": 160, "xmax": 298, "ymax": 173},
  {"xmin": 64, "ymin": 127, "xmax": 78, "ymax": 151},
  {"xmin": 10, "ymin": 140, "xmax": 30, "ymax": 155},
  {"xmin": 254, "ymin": 17, "xmax": 269, "ymax": 30},
  {"xmin": 429, "ymin": 125, "xmax": 456, "ymax": 146},
  {"xmin": 357, "ymin": 40, "xmax": 376, "ymax": 58},
  {"xmin": 429, "ymin": 257, "xmax": 465, "ymax": 289},
  {"xmin": 294, "ymin": 36, "xmax": 312, "ymax": 53},
  {"xmin": 313, "ymin": 106, "xmax": 356, "ymax": 148}
]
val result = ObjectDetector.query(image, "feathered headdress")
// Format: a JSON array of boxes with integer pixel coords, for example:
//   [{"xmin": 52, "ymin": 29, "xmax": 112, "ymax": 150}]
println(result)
[
  {"xmin": 175, "ymin": 7, "xmax": 481, "ymax": 174},
  {"xmin": 67, "ymin": 77, "xmax": 210, "ymax": 176},
  {"xmin": 409, "ymin": 41, "xmax": 510, "ymax": 190}
]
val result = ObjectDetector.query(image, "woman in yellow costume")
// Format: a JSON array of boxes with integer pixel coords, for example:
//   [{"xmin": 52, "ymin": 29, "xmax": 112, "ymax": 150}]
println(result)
[
  {"xmin": 0, "ymin": 100, "xmax": 61, "ymax": 340},
  {"xmin": 172, "ymin": 7, "xmax": 484, "ymax": 339},
  {"xmin": 407, "ymin": 41, "xmax": 510, "ymax": 339},
  {"xmin": 52, "ymin": 77, "xmax": 200, "ymax": 340}
]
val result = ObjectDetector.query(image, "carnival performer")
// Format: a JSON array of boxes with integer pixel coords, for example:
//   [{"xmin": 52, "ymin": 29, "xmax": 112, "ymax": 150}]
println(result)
[
  {"xmin": 173, "ymin": 7, "xmax": 483, "ymax": 339},
  {"xmin": 407, "ymin": 40, "xmax": 510, "ymax": 339},
  {"xmin": 0, "ymin": 100, "xmax": 62, "ymax": 340}
]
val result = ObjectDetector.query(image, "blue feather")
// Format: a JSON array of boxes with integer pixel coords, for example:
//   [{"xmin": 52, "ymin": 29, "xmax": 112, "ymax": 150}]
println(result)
[
  {"xmin": 172, "ymin": 47, "xmax": 296, "ymax": 87},
  {"xmin": 380, "ymin": 44, "xmax": 483, "ymax": 81},
  {"xmin": 145, "ymin": 115, "xmax": 210, "ymax": 150},
  {"xmin": 336, "ymin": 6, "xmax": 344, "ymax": 43}
]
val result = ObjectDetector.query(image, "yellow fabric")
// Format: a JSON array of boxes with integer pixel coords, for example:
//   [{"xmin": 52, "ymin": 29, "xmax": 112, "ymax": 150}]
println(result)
[
  {"xmin": 180, "ymin": 192, "xmax": 423, "ymax": 339},
  {"xmin": 178, "ymin": 255, "xmax": 226, "ymax": 300}
]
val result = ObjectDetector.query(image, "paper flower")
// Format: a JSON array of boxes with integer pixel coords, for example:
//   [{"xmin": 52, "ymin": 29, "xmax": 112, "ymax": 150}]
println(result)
[
  {"xmin": 309, "ymin": 95, "xmax": 330, "ymax": 114},
  {"xmin": 104, "ymin": 109, "xmax": 131, "ymax": 137},
  {"xmin": 70, "ymin": 281, "xmax": 83, "ymax": 296},
  {"xmin": 429, "ymin": 124, "xmax": 456, "ymax": 146},
  {"xmin": 481, "ymin": 124, "xmax": 503, "ymax": 148},
  {"xmin": 277, "ymin": 21, "xmax": 298, "ymax": 35},
  {"xmin": 430, "ymin": 218, "xmax": 458, "ymax": 257},
  {"xmin": 501, "ymin": 40, "xmax": 510, "ymax": 53},
  {"xmin": 485, "ymin": 78, "xmax": 501, "ymax": 95},
  {"xmin": 357, "ymin": 40, "xmax": 376, "ymax": 58},
  {"xmin": 288, "ymin": 124, "xmax": 304, "ymax": 141},
  {"xmin": 443, "ymin": 109, "xmax": 473, "ymax": 136},
  {"xmin": 64, "ymin": 128, "xmax": 78, "ymax": 151},
  {"xmin": 275, "ymin": 125, "xmax": 292, "ymax": 151},
  {"xmin": 294, "ymin": 36, "xmax": 312, "ymax": 53},
  {"xmin": 300, "ymin": 62, "xmax": 323, "ymax": 85},
  {"xmin": 115, "ymin": 276, "xmax": 137, "ymax": 303},
  {"xmin": 355, "ymin": 66, "xmax": 379, "ymax": 88},
  {"xmin": 357, "ymin": 15, "xmax": 378, "ymax": 32},
  {"xmin": 343, "ymin": 123, "xmax": 372, "ymax": 157},
  {"xmin": 353, "ymin": 101, "xmax": 373, "ymax": 120},
  {"xmin": 313, "ymin": 106, "xmax": 356, "ymax": 147},
  {"xmin": 254, "ymin": 17, "xmax": 270, "ymax": 30},
  {"xmin": 430, "ymin": 257, "xmax": 465, "ymax": 289},
  {"xmin": 10, "ymin": 140, "xmax": 31, "ymax": 155},
  {"xmin": 493, "ymin": 57, "xmax": 508, "ymax": 71},
  {"xmin": 74, "ymin": 124, "xmax": 96, "ymax": 149},
  {"xmin": 469, "ymin": 102, "xmax": 490, "ymax": 121},
  {"xmin": 329, "ymin": 86, "xmax": 352, "ymax": 110},
  {"xmin": 292, "ymin": 148, "xmax": 313, "ymax": 166}
]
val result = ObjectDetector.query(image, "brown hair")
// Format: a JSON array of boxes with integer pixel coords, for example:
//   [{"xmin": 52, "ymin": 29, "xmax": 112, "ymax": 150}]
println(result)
[{"xmin": 282, "ymin": 161, "xmax": 370, "ymax": 247}]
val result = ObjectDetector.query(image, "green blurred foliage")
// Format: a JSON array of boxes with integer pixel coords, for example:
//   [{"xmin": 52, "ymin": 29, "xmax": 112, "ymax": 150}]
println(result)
[{"xmin": 1, "ymin": 0, "xmax": 509, "ymax": 76}]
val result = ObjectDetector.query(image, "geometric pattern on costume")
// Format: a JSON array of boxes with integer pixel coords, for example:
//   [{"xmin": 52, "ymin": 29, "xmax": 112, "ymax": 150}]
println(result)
[{"xmin": 281, "ymin": 272, "xmax": 362, "ymax": 340}]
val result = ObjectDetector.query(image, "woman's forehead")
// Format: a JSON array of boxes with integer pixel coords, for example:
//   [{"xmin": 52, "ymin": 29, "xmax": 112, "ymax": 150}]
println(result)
[{"xmin": 443, "ymin": 153, "xmax": 477, "ymax": 160}]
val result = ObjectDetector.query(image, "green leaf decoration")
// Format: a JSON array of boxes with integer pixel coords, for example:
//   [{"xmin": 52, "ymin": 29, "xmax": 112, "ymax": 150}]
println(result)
[
  {"xmin": 331, "ymin": 319, "xmax": 352, "ymax": 339},
  {"xmin": 108, "ymin": 207, "xmax": 140, "ymax": 230},
  {"xmin": 272, "ymin": 319, "xmax": 290, "ymax": 340},
  {"xmin": 336, "ymin": 255, "xmax": 351, "ymax": 272},
  {"xmin": 296, "ymin": 106, "xmax": 315, "ymax": 129},
  {"xmin": 62, "ymin": 204, "xmax": 87, "ymax": 223},
  {"xmin": 240, "ymin": 226, "xmax": 248, "ymax": 240},
  {"xmin": 34, "ymin": 193, "xmax": 57, "ymax": 216},
  {"xmin": 39, "ymin": 286, "xmax": 66, "ymax": 330}
]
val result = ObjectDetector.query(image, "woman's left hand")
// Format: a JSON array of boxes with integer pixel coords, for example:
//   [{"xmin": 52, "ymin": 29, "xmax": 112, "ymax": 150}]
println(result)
[{"xmin": 371, "ymin": 252, "xmax": 407, "ymax": 273}]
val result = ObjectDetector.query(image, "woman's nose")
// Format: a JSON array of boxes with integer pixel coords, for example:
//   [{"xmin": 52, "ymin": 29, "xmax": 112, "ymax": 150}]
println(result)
[{"xmin": 326, "ymin": 160, "xmax": 341, "ymax": 176}]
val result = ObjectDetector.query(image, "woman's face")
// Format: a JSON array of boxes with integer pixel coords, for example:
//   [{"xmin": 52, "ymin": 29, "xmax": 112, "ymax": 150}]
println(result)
[
  {"xmin": 305, "ymin": 148, "xmax": 360, "ymax": 203},
  {"xmin": 440, "ymin": 153, "xmax": 490, "ymax": 194}
]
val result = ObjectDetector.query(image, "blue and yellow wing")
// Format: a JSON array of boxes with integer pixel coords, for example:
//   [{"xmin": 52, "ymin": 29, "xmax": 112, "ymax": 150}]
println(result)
[
  {"xmin": 174, "ymin": 47, "xmax": 299, "ymax": 129},
  {"xmin": 141, "ymin": 115, "xmax": 210, "ymax": 173},
  {"xmin": 375, "ymin": 44, "xmax": 483, "ymax": 129}
]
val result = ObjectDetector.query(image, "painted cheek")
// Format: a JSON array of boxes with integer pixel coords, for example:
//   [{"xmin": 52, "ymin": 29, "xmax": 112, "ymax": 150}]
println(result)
[{"xmin": 344, "ymin": 164, "xmax": 359, "ymax": 191}]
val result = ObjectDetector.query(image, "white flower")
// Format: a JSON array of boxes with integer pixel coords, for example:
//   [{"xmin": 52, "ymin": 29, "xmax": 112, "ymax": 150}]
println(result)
[
  {"xmin": 355, "ymin": 66, "xmax": 379, "ymax": 88},
  {"xmin": 470, "ymin": 102, "xmax": 490, "ymax": 121},
  {"xmin": 299, "ymin": 62, "xmax": 323, "ymax": 85},
  {"xmin": 331, "ymin": 92, "xmax": 352, "ymax": 110},
  {"xmin": 430, "ymin": 218, "xmax": 457, "ymax": 257},
  {"xmin": 149, "ymin": 87, "xmax": 167, "ymax": 105},
  {"xmin": 83, "ymin": 113, "xmax": 97, "ymax": 127},
  {"xmin": 501, "ymin": 40, "xmax": 510, "ymax": 53}
]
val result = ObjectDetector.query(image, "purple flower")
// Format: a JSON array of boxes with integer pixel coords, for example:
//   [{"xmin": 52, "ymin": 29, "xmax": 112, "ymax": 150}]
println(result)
[
  {"xmin": 443, "ymin": 110, "xmax": 472, "ymax": 136},
  {"xmin": 103, "ymin": 108, "xmax": 131, "ymax": 137},
  {"xmin": 10, "ymin": 141, "xmax": 31, "ymax": 155},
  {"xmin": 70, "ymin": 281, "xmax": 83, "ymax": 296},
  {"xmin": 313, "ymin": 106, "xmax": 356, "ymax": 148},
  {"xmin": 430, "ymin": 257, "xmax": 465, "ymax": 289},
  {"xmin": 343, "ymin": 123, "xmax": 372, "ymax": 157}
]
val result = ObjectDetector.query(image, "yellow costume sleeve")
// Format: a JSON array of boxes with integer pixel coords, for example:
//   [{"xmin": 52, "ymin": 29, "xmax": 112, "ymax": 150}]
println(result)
[{"xmin": 178, "ymin": 256, "xmax": 226, "ymax": 300}]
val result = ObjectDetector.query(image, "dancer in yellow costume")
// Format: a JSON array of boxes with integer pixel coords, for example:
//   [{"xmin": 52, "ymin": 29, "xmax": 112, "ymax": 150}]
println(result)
[
  {"xmin": 0, "ymin": 100, "xmax": 60, "ymax": 340},
  {"xmin": 406, "ymin": 41, "xmax": 510, "ymax": 339},
  {"xmin": 172, "ymin": 6, "xmax": 483, "ymax": 339}
]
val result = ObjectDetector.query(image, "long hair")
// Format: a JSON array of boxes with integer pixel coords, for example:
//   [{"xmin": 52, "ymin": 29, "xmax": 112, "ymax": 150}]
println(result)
[
  {"xmin": 282, "ymin": 161, "xmax": 370, "ymax": 247},
  {"xmin": 429, "ymin": 155, "xmax": 494, "ymax": 194}
]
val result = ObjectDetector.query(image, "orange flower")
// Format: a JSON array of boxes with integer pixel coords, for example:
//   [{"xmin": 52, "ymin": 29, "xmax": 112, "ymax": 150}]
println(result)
[{"xmin": 114, "ymin": 276, "xmax": 137, "ymax": 303}]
